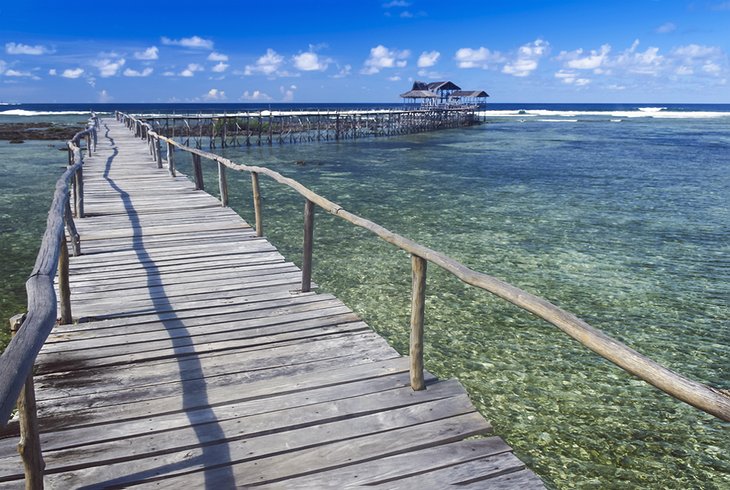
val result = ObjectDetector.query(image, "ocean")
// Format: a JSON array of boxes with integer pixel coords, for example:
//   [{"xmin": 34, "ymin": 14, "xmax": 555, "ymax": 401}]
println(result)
[{"xmin": 0, "ymin": 103, "xmax": 728, "ymax": 488}]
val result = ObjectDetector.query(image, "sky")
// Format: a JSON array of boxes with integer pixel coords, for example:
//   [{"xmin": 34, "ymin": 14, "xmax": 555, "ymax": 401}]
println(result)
[{"xmin": 1, "ymin": 0, "xmax": 729, "ymax": 104}]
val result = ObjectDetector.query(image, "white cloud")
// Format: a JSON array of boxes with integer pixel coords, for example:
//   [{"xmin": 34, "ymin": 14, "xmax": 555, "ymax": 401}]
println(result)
[
  {"xmin": 612, "ymin": 40, "xmax": 665, "ymax": 75},
  {"xmin": 383, "ymin": 0, "xmax": 410, "ymax": 7},
  {"xmin": 211, "ymin": 62, "xmax": 229, "ymax": 73},
  {"xmin": 454, "ymin": 47, "xmax": 504, "ymax": 69},
  {"xmin": 204, "ymin": 88, "xmax": 226, "ymax": 100},
  {"xmin": 5, "ymin": 42, "xmax": 52, "ymax": 55},
  {"xmin": 703, "ymin": 62, "xmax": 722, "ymax": 74},
  {"xmin": 387, "ymin": 75, "xmax": 401, "ymax": 81},
  {"xmin": 134, "ymin": 46, "xmax": 158, "ymax": 60},
  {"xmin": 280, "ymin": 84, "xmax": 296, "ymax": 102},
  {"xmin": 48, "ymin": 68, "xmax": 57, "ymax": 76},
  {"xmin": 245, "ymin": 48, "xmax": 284, "ymax": 76},
  {"xmin": 676, "ymin": 65, "xmax": 694, "ymax": 75},
  {"xmin": 332, "ymin": 64, "xmax": 352, "ymax": 78},
  {"xmin": 180, "ymin": 63, "xmax": 203, "ymax": 77},
  {"xmin": 607, "ymin": 84, "xmax": 626, "ymax": 90},
  {"xmin": 555, "ymin": 70, "xmax": 591, "ymax": 86},
  {"xmin": 61, "ymin": 68, "xmax": 84, "ymax": 79},
  {"xmin": 161, "ymin": 36, "xmax": 214, "ymax": 50},
  {"xmin": 417, "ymin": 50, "xmax": 440, "ymax": 68},
  {"xmin": 93, "ymin": 57, "xmax": 126, "ymax": 77},
  {"xmin": 98, "ymin": 89, "xmax": 112, "ymax": 103},
  {"xmin": 5, "ymin": 69, "xmax": 30, "ymax": 77},
  {"xmin": 502, "ymin": 39, "xmax": 549, "ymax": 77},
  {"xmin": 655, "ymin": 22, "xmax": 676, "ymax": 34},
  {"xmin": 208, "ymin": 52, "xmax": 228, "ymax": 62},
  {"xmin": 163, "ymin": 71, "xmax": 175, "ymax": 76},
  {"xmin": 672, "ymin": 44, "xmax": 722, "ymax": 59},
  {"xmin": 400, "ymin": 11, "xmax": 414, "ymax": 18},
  {"xmin": 123, "ymin": 67, "xmax": 153, "ymax": 77},
  {"xmin": 362, "ymin": 45, "xmax": 410, "ymax": 74},
  {"xmin": 293, "ymin": 51, "xmax": 330, "ymax": 71},
  {"xmin": 241, "ymin": 89, "xmax": 272, "ymax": 101},
  {"xmin": 558, "ymin": 44, "xmax": 611, "ymax": 70}
]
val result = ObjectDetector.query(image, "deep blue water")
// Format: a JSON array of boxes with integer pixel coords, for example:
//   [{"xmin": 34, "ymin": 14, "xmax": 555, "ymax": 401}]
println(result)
[{"xmin": 0, "ymin": 103, "xmax": 728, "ymax": 488}]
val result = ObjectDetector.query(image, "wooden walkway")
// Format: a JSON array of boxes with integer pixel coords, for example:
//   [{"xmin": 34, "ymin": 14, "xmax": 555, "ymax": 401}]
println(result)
[{"xmin": 0, "ymin": 119, "xmax": 543, "ymax": 488}]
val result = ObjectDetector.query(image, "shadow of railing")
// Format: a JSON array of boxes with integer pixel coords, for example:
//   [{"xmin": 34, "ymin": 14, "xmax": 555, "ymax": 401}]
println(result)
[{"xmin": 81, "ymin": 124, "xmax": 235, "ymax": 488}]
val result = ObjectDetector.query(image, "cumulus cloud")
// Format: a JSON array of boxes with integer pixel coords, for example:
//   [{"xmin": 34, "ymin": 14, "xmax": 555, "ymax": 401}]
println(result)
[
  {"xmin": 245, "ymin": 48, "xmax": 284, "ymax": 76},
  {"xmin": 672, "ymin": 44, "xmax": 722, "ymax": 59},
  {"xmin": 208, "ymin": 52, "xmax": 228, "ymax": 62},
  {"xmin": 4, "ymin": 69, "xmax": 40, "ymax": 79},
  {"xmin": 5, "ymin": 42, "xmax": 52, "ymax": 55},
  {"xmin": 502, "ymin": 39, "xmax": 549, "ymax": 77},
  {"xmin": 387, "ymin": 75, "xmax": 401, "ymax": 81},
  {"xmin": 161, "ymin": 36, "xmax": 214, "ymax": 50},
  {"xmin": 362, "ymin": 45, "xmax": 410, "ymax": 74},
  {"xmin": 293, "ymin": 51, "xmax": 330, "ymax": 71},
  {"xmin": 204, "ymin": 88, "xmax": 226, "ymax": 100},
  {"xmin": 554, "ymin": 70, "xmax": 590, "ymax": 86},
  {"xmin": 134, "ymin": 46, "xmax": 158, "ymax": 60},
  {"xmin": 48, "ymin": 68, "xmax": 57, "ymax": 76},
  {"xmin": 383, "ymin": 1, "xmax": 410, "ymax": 7},
  {"xmin": 558, "ymin": 44, "xmax": 610, "ymax": 71},
  {"xmin": 61, "ymin": 68, "xmax": 84, "ymax": 79},
  {"xmin": 241, "ymin": 89, "xmax": 272, "ymax": 101},
  {"xmin": 180, "ymin": 63, "xmax": 204, "ymax": 77},
  {"xmin": 93, "ymin": 57, "xmax": 126, "ymax": 77},
  {"xmin": 280, "ymin": 84, "xmax": 296, "ymax": 102},
  {"xmin": 98, "ymin": 89, "xmax": 112, "ymax": 103},
  {"xmin": 123, "ymin": 67, "xmax": 153, "ymax": 77},
  {"xmin": 612, "ymin": 40, "xmax": 665, "ymax": 75},
  {"xmin": 655, "ymin": 22, "xmax": 676, "ymax": 34},
  {"xmin": 332, "ymin": 64, "xmax": 352, "ymax": 78},
  {"xmin": 454, "ymin": 47, "xmax": 504, "ymax": 69},
  {"xmin": 417, "ymin": 50, "xmax": 440, "ymax": 68},
  {"xmin": 211, "ymin": 62, "xmax": 229, "ymax": 73}
]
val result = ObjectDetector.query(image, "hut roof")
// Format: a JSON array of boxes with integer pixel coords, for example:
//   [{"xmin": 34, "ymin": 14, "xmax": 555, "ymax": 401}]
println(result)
[
  {"xmin": 400, "ymin": 90, "xmax": 439, "ymax": 98},
  {"xmin": 427, "ymin": 81, "xmax": 461, "ymax": 91},
  {"xmin": 410, "ymin": 81, "xmax": 430, "ymax": 91},
  {"xmin": 450, "ymin": 90, "xmax": 490, "ymax": 98}
]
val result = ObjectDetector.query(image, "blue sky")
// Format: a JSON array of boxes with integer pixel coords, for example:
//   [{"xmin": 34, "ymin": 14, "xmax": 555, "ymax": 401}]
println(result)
[{"xmin": 1, "ymin": 0, "xmax": 729, "ymax": 103}]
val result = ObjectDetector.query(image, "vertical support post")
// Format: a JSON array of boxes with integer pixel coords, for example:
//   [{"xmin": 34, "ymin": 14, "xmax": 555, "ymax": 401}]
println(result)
[
  {"xmin": 410, "ymin": 255, "xmax": 427, "ymax": 391},
  {"xmin": 166, "ymin": 142, "xmax": 176, "ymax": 177},
  {"xmin": 301, "ymin": 199, "xmax": 314, "ymax": 293},
  {"xmin": 251, "ymin": 172, "xmax": 263, "ymax": 237},
  {"xmin": 155, "ymin": 138, "xmax": 162, "ymax": 169},
  {"xmin": 192, "ymin": 153, "xmax": 204, "ymax": 191},
  {"xmin": 217, "ymin": 161, "xmax": 228, "ymax": 207},
  {"xmin": 64, "ymin": 201, "xmax": 81, "ymax": 257},
  {"xmin": 74, "ymin": 164, "xmax": 84, "ymax": 219},
  {"xmin": 10, "ymin": 314, "xmax": 45, "ymax": 490},
  {"xmin": 58, "ymin": 234, "xmax": 72, "ymax": 325}
]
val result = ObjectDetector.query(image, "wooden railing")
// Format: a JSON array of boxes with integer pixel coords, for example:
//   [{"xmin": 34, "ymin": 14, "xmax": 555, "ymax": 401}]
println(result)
[
  {"xmin": 117, "ymin": 112, "xmax": 730, "ymax": 422},
  {"xmin": 0, "ymin": 115, "xmax": 98, "ymax": 488}
]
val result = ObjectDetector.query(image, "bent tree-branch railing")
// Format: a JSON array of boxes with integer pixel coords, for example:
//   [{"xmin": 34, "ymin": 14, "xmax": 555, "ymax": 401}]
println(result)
[
  {"xmin": 0, "ymin": 116, "xmax": 97, "ymax": 487},
  {"xmin": 118, "ymin": 111, "xmax": 730, "ymax": 422}
]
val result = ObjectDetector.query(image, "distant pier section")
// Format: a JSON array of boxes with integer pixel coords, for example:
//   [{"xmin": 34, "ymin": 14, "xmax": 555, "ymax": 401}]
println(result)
[{"xmin": 138, "ymin": 80, "xmax": 489, "ymax": 148}]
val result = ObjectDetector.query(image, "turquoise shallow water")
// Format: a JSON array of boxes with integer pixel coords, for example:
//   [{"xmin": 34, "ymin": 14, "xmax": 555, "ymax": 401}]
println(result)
[{"xmin": 1, "ymin": 113, "xmax": 729, "ymax": 488}]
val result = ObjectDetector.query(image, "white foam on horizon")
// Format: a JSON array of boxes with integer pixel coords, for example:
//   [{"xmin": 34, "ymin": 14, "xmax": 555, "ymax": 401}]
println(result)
[
  {"xmin": 477, "ymin": 109, "xmax": 730, "ymax": 119},
  {"xmin": 537, "ymin": 118, "xmax": 579, "ymax": 122},
  {"xmin": 0, "ymin": 109, "xmax": 97, "ymax": 116}
]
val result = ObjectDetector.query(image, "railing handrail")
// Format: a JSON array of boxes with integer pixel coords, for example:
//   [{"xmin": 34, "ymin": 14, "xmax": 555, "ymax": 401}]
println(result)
[
  {"xmin": 122, "ymin": 111, "xmax": 730, "ymax": 421},
  {"xmin": 0, "ymin": 115, "xmax": 97, "ymax": 427}
]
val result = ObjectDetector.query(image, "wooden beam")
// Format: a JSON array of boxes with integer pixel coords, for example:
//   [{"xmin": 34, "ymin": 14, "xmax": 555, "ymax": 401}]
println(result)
[
  {"xmin": 218, "ymin": 161, "xmax": 228, "ymax": 207},
  {"xmin": 301, "ymin": 199, "xmax": 314, "ymax": 292},
  {"xmin": 410, "ymin": 255, "xmax": 427, "ymax": 391},
  {"xmin": 251, "ymin": 172, "xmax": 263, "ymax": 237}
]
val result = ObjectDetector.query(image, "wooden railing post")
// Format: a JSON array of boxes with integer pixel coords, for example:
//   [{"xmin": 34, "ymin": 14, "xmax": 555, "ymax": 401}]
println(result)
[
  {"xmin": 166, "ymin": 142, "xmax": 176, "ymax": 177},
  {"xmin": 301, "ymin": 199, "xmax": 314, "ymax": 292},
  {"xmin": 251, "ymin": 172, "xmax": 263, "ymax": 237},
  {"xmin": 58, "ymin": 234, "xmax": 72, "ymax": 325},
  {"xmin": 74, "ymin": 164, "xmax": 84, "ymax": 219},
  {"xmin": 155, "ymin": 138, "xmax": 162, "ymax": 169},
  {"xmin": 10, "ymin": 314, "xmax": 45, "ymax": 490},
  {"xmin": 217, "ymin": 161, "xmax": 228, "ymax": 206},
  {"xmin": 192, "ymin": 153, "xmax": 204, "ymax": 190},
  {"xmin": 64, "ymin": 201, "xmax": 81, "ymax": 257},
  {"xmin": 410, "ymin": 254, "xmax": 427, "ymax": 391}
]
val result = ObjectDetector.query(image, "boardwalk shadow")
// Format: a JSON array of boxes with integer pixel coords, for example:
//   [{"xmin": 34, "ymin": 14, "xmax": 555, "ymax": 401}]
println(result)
[{"xmin": 80, "ymin": 124, "xmax": 236, "ymax": 488}]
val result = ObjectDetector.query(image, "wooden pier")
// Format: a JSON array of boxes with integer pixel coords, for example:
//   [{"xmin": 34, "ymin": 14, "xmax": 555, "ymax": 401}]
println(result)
[
  {"xmin": 0, "ymin": 118, "xmax": 541, "ymax": 488},
  {"xmin": 1, "ymin": 113, "xmax": 728, "ymax": 489},
  {"xmin": 142, "ymin": 107, "xmax": 481, "ymax": 149}
]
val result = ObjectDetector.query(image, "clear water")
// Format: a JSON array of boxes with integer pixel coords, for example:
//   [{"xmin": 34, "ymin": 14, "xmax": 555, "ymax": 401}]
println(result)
[{"xmin": 1, "ymin": 107, "xmax": 728, "ymax": 488}]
